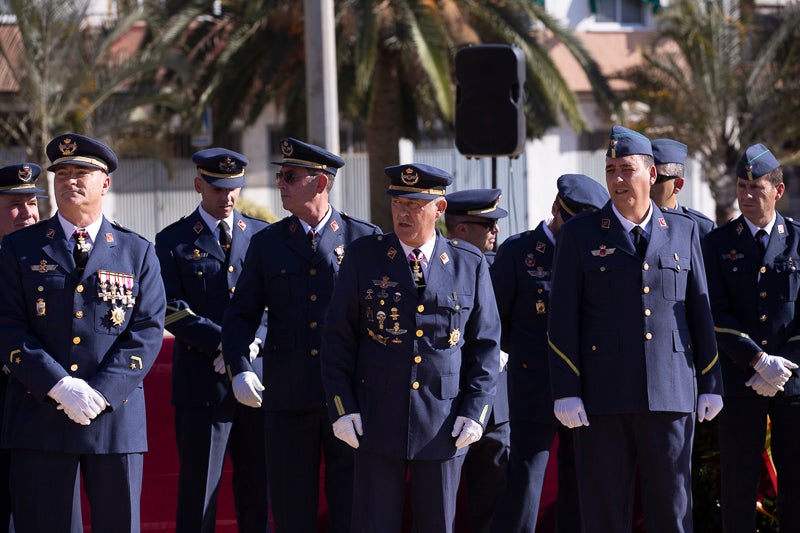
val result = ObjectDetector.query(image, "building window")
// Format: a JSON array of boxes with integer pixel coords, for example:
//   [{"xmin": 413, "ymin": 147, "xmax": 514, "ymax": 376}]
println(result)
[{"xmin": 596, "ymin": 0, "xmax": 646, "ymax": 25}]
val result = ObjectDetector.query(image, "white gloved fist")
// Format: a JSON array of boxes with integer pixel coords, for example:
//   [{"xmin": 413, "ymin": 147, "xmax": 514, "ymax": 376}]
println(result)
[
  {"xmin": 248, "ymin": 338, "xmax": 262, "ymax": 363},
  {"xmin": 332, "ymin": 413, "xmax": 363, "ymax": 449},
  {"xmin": 232, "ymin": 371, "xmax": 264, "ymax": 408},
  {"xmin": 745, "ymin": 373, "xmax": 781, "ymax": 397},
  {"xmin": 451, "ymin": 416, "xmax": 484, "ymax": 449},
  {"xmin": 553, "ymin": 397, "xmax": 590, "ymax": 428},
  {"xmin": 213, "ymin": 344, "xmax": 226, "ymax": 374},
  {"xmin": 696, "ymin": 393, "xmax": 724, "ymax": 422},
  {"xmin": 499, "ymin": 350, "xmax": 509, "ymax": 373},
  {"xmin": 753, "ymin": 352, "xmax": 798, "ymax": 388},
  {"xmin": 48, "ymin": 376, "xmax": 106, "ymax": 426}
]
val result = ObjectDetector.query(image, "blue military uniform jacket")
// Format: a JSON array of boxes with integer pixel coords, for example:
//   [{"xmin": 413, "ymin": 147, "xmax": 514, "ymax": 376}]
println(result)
[
  {"xmin": 662, "ymin": 205, "xmax": 716, "ymax": 239},
  {"xmin": 155, "ymin": 208, "xmax": 268, "ymax": 406},
  {"xmin": 482, "ymin": 251, "xmax": 509, "ymax": 425},
  {"xmin": 491, "ymin": 221, "xmax": 555, "ymax": 424},
  {"xmin": 0, "ymin": 215, "xmax": 166, "ymax": 453},
  {"xmin": 321, "ymin": 231, "xmax": 501, "ymax": 460},
  {"xmin": 548, "ymin": 201, "xmax": 721, "ymax": 414},
  {"xmin": 223, "ymin": 208, "xmax": 380, "ymax": 410},
  {"xmin": 703, "ymin": 213, "xmax": 800, "ymax": 397}
]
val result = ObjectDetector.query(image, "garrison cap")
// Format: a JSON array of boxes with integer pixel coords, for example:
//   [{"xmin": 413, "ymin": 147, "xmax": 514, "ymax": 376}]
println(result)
[
  {"xmin": 445, "ymin": 188, "xmax": 508, "ymax": 219},
  {"xmin": 737, "ymin": 143, "xmax": 780, "ymax": 181},
  {"xmin": 652, "ymin": 138, "xmax": 688, "ymax": 183},
  {"xmin": 556, "ymin": 173, "xmax": 609, "ymax": 221},
  {"xmin": 385, "ymin": 163, "xmax": 453, "ymax": 200},
  {"xmin": 606, "ymin": 125, "xmax": 653, "ymax": 159},
  {"xmin": 46, "ymin": 133, "xmax": 118, "ymax": 174},
  {"xmin": 192, "ymin": 147, "xmax": 248, "ymax": 189},
  {"xmin": 272, "ymin": 137, "xmax": 344, "ymax": 176},
  {"xmin": 0, "ymin": 163, "xmax": 45, "ymax": 195}
]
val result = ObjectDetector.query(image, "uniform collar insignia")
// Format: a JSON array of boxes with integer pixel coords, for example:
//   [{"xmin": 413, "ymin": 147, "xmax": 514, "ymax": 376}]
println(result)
[
  {"xmin": 591, "ymin": 244, "xmax": 616, "ymax": 257},
  {"xmin": 536, "ymin": 241, "xmax": 546, "ymax": 253},
  {"xmin": 658, "ymin": 217, "xmax": 667, "ymax": 227},
  {"xmin": 238, "ymin": 219, "xmax": 246, "ymax": 231},
  {"xmin": 387, "ymin": 247, "xmax": 397, "ymax": 260},
  {"xmin": 778, "ymin": 224, "xmax": 785, "ymax": 234},
  {"xmin": 736, "ymin": 222, "xmax": 744, "ymax": 235},
  {"xmin": 105, "ymin": 232, "xmax": 114, "ymax": 242},
  {"xmin": 289, "ymin": 221, "xmax": 298, "ymax": 233},
  {"xmin": 601, "ymin": 218, "xmax": 611, "ymax": 229},
  {"xmin": 193, "ymin": 221, "xmax": 203, "ymax": 234},
  {"xmin": 440, "ymin": 252, "xmax": 449, "ymax": 265},
  {"xmin": 330, "ymin": 220, "xmax": 339, "ymax": 232},
  {"xmin": 46, "ymin": 228, "xmax": 56, "ymax": 239}
]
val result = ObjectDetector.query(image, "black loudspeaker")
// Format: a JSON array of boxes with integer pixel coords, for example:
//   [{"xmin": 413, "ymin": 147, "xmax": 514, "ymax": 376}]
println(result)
[{"xmin": 455, "ymin": 44, "xmax": 526, "ymax": 157}]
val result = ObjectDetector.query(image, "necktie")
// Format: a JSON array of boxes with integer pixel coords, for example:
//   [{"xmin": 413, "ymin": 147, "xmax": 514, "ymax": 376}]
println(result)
[
  {"xmin": 218, "ymin": 221, "xmax": 231, "ymax": 261},
  {"xmin": 72, "ymin": 229, "xmax": 90, "ymax": 274},
  {"xmin": 631, "ymin": 226, "xmax": 647, "ymax": 259},
  {"xmin": 308, "ymin": 229, "xmax": 318, "ymax": 252},
  {"xmin": 755, "ymin": 229, "xmax": 768, "ymax": 257},
  {"xmin": 409, "ymin": 249, "xmax": 426, "ymax": 289}
]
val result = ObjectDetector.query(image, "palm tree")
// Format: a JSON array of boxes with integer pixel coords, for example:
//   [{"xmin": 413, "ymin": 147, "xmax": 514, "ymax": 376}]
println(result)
[{"xmin": 619, "ymin": 0, "xmax": 800, "ymax": 223}]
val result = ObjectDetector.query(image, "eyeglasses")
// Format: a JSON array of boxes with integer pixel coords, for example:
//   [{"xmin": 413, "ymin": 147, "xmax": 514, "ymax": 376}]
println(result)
[
  {"xmin": 275, "ymin": 171, "xmax": 319, "ymax": 185},
  {"xmin": 461, "ymin": 220, "xmax": 497, "ymax": 230},
  {"xmin": 655, "ymin": 174, "xmax": 680, "ymax": 183}
]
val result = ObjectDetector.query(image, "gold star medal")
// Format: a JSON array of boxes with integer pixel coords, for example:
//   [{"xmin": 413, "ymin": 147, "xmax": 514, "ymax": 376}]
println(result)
[{"xmin": 448, "ymin": 328, "xmax": 461, "ymax": 347}]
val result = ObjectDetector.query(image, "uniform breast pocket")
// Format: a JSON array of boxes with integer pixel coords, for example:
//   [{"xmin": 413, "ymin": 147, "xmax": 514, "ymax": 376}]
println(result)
[
  {"xmin": 774, "ymin": 260, "xmax": 800, "ymax": 302},
  {"xmin": 23, "ymin": 273, "xmax": 65, "ymax": 318},
  {"xmin": 179, "ymin": 257, "xmax": 221, "ymax": 285},
  {"xmin": 436, "ymin": 291, "xmax": 474, "ymax": 346},
  {"xmin": 523, "ymin": 281, "xmax": 550, "ymax": 316},
  {"xmin": 659, "ymin": 254, "xmax": 690, "ymax": 301},
  {"xmin": 268, "ymin": 266, "xmax": 303, "ymax": 309},
  {"xmin": 584, "ymin": 256, "xmax": 625, "ymax": 301}
]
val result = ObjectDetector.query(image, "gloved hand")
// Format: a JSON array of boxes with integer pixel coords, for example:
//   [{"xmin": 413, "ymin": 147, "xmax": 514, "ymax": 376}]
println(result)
[
  {"xmin": 248, "ymin": 338, "xmax": 262, "ymax": 363},
  {"xmin": 48, "ymin": 376, "xmax": 106, "ymax": 426},
  {"xmin": 232, "ymin": 371, "xmax": 264, "ymax": 408},
  {"xmin": 553, "ymin": 397, "xmax": 590, "ymax": 428},
  {"xmin": 753, "ymin": 352, "xmax": 798, "ymax": 388},
  {"xmin": 696, "ymin": 393, "xmax": 724, "ymax": 422},
  {"xmin": 213, "ymin": 344, "xmax": 226, "ymax": 374},
  {"xmin": 499, "ymin": 350, "xmax": 509, "ymax": 373},
  {"xmin": 451, "ymin": 416, "xmax": 484, "ymax": 448},
  {"xmin": 745, "ymin": 373, "xmax": 781, "ymax": 397},
  {"xmin": 332, "ymin": 413, "xmax": 363, "ymax": 449}
]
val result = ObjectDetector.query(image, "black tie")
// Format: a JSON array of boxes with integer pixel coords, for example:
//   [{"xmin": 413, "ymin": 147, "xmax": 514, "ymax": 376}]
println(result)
[
  {"xmin": 218, "ymin": 221, "xmax": 231, "ymax": 261},
  {"xmin": 631, "ymin": 226, "xmax": 647, "ymax": 259},
  {"xmin": 755, "ymin": 229, "xmax": 768, "ymax": 257},
  {"xmin": 72, "ymin": 229, "xmax": 89, "ymax": 275},
  {"xmin": 409, "ymin": 249, "xmax": 426, "ymax": 289}
]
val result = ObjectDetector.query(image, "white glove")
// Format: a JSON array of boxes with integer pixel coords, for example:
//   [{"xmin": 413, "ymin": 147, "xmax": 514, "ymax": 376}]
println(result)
[
  {"xmin": 332, "ymin": 413, "xmax": 363, "ymax": 449},
  {"xmin": 213, "ymin": 344, "xmax": 226, "ymax": 374},
  {"xmin": 753, "ymin": 353, "xmax": 798, "ymax": 388},
  {"xmin": 696, "ymin": 393, "xmax": 724, "ymax": 422},
  {"xmin": 48, "ymin": 376, "xmax": 106, "ymax": 426},
  {"xmin": 248, "ymin": 338, "xmax": 262, "ymax": 363},
  {"xmin": 232, "ymin": 371, "xmax": 264, "ymax": 408},
  {"xmin": 451, "ymin": 416, "xmax": 484, "ymax": 448},
  {"xmin": 745, "ymin": 373, "xmax": 781, "ymax": 397},
  {"xmin": 553, "ymin": 397, "xmax": 590, "ymax": 428},
  {"xmin": 499, "ymin": 350, "xmax": 509, "ymax": 373}
]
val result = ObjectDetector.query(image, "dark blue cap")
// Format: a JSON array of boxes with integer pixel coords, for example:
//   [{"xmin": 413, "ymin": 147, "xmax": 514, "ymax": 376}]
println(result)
[
  {"xmin": 737, "ymin": 143, "xmax": 780, "ymax": 180},
  {"xmin": 46, "ymin": 133, "xmax": 118, "ymax": 174},
  {"xmin": 606, "ymin": 125, "xmax": 652, "ymax": 158},
  {"xmin": 272, "ymin": 137, "xmax": 344, "ymax": 176},
  {"xmin": 192, "ymin": 147, "xmax": 248, "ymax": 189},
  {"xmin": 652, "ymin": 138, "xmax": 688, "ymax": 166},
  {"xmin": 556, "ymin": 173, "xmax": 609, "ymax": 220},
  {"xmin": 445, "ymin": 188, "xmax": 508, "ymax": 219},
  {"xmin": 385, "ymin": 163, "xmax": 453, "ymax": 200},
  {"xmin": 0, "ymin": 163, "xmax": 45, "ymax": 195}
]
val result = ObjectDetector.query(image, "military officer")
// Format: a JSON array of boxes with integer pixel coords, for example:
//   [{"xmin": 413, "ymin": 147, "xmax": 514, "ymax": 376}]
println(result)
[
  {"xmin": 0, "ymin": 133, "xmax": 166, "ymax": 532},
  {"xmin": 547, "ymin": 126, "xmax": 723, "ymax": 532},
  {"xmin": 702, "ymin": 144, "xmax": 800, "ymax": 532},
  {"xmin": 443, "ymin": 188, "xmax": 510, "ymax": 533},
  {"xmin": 491, "ymin": 174, "xmax": 608, "ymax": 533},
  {"xmin": 222, "ymin": 138, "xmax": 380, "ymax": 533},
  {"xmin": 155, "ymin": 148, "xmax": 270, "ymax": 533},
  {"xmin": 650, "ymin": 138, "xmax": 716, "ymax": 237},
  {"xmin": 321, "ymin": 164, "xmax": 501, "ymax": 533}
]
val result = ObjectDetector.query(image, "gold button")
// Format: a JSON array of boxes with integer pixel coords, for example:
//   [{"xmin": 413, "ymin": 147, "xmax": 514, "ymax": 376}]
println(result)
[
  {"xmin": 228, "ymin": 265, "xmax": 234, "ymax": 272},
  {"xmin": 411, "ymin": 381, "xmax": 420, "ymax": 390},
  {"xmin": 759, "ymin": 266, "xmax": 766, "ymax": 274},
  {"xmin": 760, "ymin": 291, "xmax": 767, "ymax": 298},
  {"xmin": 309, "ymin": 268, "xmax": 317, "ymax": 276},
  {"xmin": 310, "ymin": 294, "xmax": 317, "ymax": 302},
  {"xmin": 674, "ymin": 253, "xmax": 679, "ymax": 260},
  {"xmin": 75, "ymin": 311, "xmax": 84, "ymax": 319},
  {"xmin": 310, "ymin": 348, "xmax": 319, "ymax": 356},
  {"xmin": 417, "ymin": 305, "xmax": 424, "ymax": 312},
  {"xmin": 760, "ymin": 315, "xmax": 767, "ymax": 322},
  {"xmin": 455, "ymin": 304, "xmax": 461, "ymax": 310},
  {"xmin": 644, "ymin": 309, "xmax": 651, "ymax": 317},
  {"xmin": 70, "ymin": 364, "xmax": 78, "ymax": 372},
  {"xmin": 643, "ymin": 286, "xmax": 650, "ymax": 294},
  {"xmin": 197, "ymin": 271, "xmax": 203, "ymax": 277},
  {"xmin": 72, "ymin": 337, "xmax": 81, "ymax": 345},
  {"xmin": 600, "ymin": 266, "xmax": 606, "ymax": 272},
  {"xmin": 645, "ymin": 332, "xmax": 653, "ymax": 340},
  {"xmin": 310, "ymin": 322, "xmax": 318, "ymax": 329},
  {"xmin": 416, "ymin": 329, "xmax": 423, "ymax": 337},
  {"xmin": 591, "ymin": 345, "xmax": 597, "ymax": 351},
  {"xmin": 230, "ymin": 287, "xmax": 236, "ymax": 293},
  {"xmin": 37, "ymin": 286, "xmax": 44, "ymax": 292},
  {"xmin": 414, "ymin": 355, "xmax": 422, "ymax": 364},
  {"xmin": 676, "ymin": 265, "xmax": 681, "ymax": 271},
  {"xmin": 537, "ymin": 288, "xmax": 543, "ymax": 294},
  {"xmin": 761, "ymin": 340, "xmax": 768, "ymax": 346},
  {"xmin": 76, "ymin": 285, "xmax": 84, "ymax": 293},
  {"xmin": 643, "ymin": 263, "xmax": 649, "ymax": 271},
  {"xmin": 522, "ymin": 363, "xmax": 528, "ymax": 369}
]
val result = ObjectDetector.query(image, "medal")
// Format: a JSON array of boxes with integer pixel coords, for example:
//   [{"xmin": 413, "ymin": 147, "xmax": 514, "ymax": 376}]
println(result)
[{"xmin": 448, "ymin": 328, "xmax": 461, "ymax": 347}]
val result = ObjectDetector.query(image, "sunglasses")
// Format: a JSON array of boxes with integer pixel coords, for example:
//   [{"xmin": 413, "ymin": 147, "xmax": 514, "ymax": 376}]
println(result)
[
  {"xmin": 275, "ymin": 171, "xmax": 319, "ymax": 185},
  {"xmin": 461, "ymin": 220, "xmax": 496, "ymax": 230}
]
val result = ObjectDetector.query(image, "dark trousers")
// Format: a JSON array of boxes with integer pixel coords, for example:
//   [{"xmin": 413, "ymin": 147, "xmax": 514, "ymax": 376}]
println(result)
[
  {"xmin": 573, "ymin": 412, "xmax": 694, "ymax": 533},
  {"xmin": 718, "ymin": 394, "xmax": 800, "ymax": 533},
  {"xmin": 461, "ymin": 419, "xmax": 509, "ymax": 533},
  {"xmin": 352, "ymin": 449, "xmax": 466, "ymax": 533},
  {"xmin": 175, "ymin": 402, "xmax": 269, "ymax": 533},
  {"xmin": 265, "ymin": 407, "xmax": 353, "ymax": 533},
  {"xmin": 10, "ymin": 449, "xmax": 142, "ymax": 533}
]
